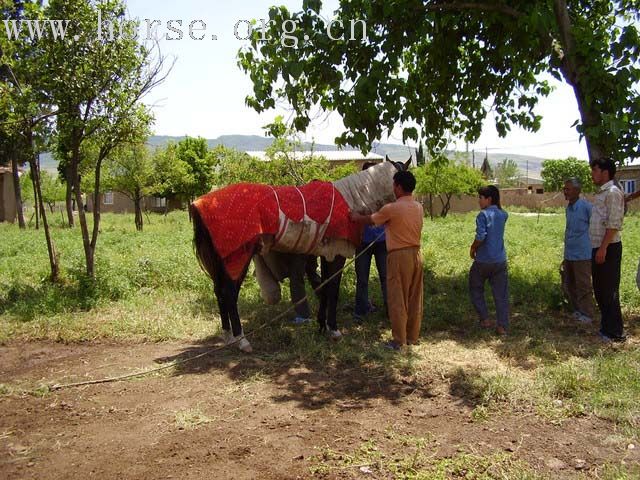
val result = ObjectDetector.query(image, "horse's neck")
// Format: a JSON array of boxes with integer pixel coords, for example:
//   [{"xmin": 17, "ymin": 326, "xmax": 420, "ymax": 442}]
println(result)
[{"xmin": 333, "ymin": 162, "xmax": 396, "ymax": 214}]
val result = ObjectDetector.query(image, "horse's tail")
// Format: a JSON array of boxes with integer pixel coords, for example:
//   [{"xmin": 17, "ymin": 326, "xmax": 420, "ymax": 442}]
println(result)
[{"xmin": 190, "ymin": 202, "xmax": 222, "ymax": 284}]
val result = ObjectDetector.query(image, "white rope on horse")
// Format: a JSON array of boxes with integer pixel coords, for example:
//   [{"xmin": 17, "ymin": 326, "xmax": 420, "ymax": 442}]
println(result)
[{"xmin": 269, "ymin": 185, "xmax": 336, "ymax": 254}]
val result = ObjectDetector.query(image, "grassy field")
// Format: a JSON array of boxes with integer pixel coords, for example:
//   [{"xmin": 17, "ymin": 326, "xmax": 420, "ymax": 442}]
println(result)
[{"xmin": 1, "ymin": 209, "xmax": 640, "ymax": 476}]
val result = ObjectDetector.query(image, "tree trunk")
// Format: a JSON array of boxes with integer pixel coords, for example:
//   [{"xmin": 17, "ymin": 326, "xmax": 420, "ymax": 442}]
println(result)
[
  {"xmin": 65, "ymin": 165, "xmax": 74, "ymax": 228},
  {"xmin": 10, "ymin": 158, "xmax": 25, "ymax": 229},
  {"xmin": 134, "ymin": 189, "xmax": 143, "ymax": 231},
  {"xmin": 71, "ymin": 145, "xmax": 95, "ymax": 278},
  {"xmin": 27, "ymin": 129, "xmax": 59, "ymax": 282},
  {"xmin": 428, "ymin": 193, "xmax": 434, "ymax": 220},
  {"xmin": 553, "ymin": 0, "xmax": 607, "ymax": 163},
  {"xmin": 440, "ymin": 194, "xmax": 452, "ymax": 218},
  {"xmin": 30, "ymin": 168, "xmax": 39, "ymax": 229}
]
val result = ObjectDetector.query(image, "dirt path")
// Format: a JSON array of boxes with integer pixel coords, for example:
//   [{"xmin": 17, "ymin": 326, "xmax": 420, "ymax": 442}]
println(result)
[{"xmin": 0, "ymin": 341, "xmax": 637, "ymax": 479}]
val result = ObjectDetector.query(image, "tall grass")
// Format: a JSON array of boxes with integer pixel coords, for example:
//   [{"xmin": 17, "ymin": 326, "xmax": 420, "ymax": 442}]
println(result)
[{"xmin": 1, "ymin": 209, "xmax": 639, "ymax": 437}]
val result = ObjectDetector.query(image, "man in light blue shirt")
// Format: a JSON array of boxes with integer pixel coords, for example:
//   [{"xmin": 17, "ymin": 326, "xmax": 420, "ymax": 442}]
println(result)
[{"xmin": 562, "ymin": 178, "xmax": 594, "ymax": 323}]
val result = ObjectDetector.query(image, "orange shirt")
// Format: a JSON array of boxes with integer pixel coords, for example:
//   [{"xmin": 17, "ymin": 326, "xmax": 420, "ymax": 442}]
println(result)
[{"xmin": 371, "ymin": 195, "xmax": 424, "ymax": 251}]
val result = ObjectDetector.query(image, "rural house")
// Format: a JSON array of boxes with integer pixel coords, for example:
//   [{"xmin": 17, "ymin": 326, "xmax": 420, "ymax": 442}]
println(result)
[
  {"xmin": 85, "ymin": 192, "xmax": 183, "ymax": 214},
  {"xmin": 0, "ymin": 164, "xmax": 18, "ymax": 223},
  {"xmin": 618, "ymin": 158, "xmax": 640, "ymax": 196}
]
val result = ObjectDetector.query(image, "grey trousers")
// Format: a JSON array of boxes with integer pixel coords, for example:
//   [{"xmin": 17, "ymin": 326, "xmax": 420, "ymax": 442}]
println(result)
[
  {"xmin": 562, "ymin": 259, "xmax": 595, "ymax": 319},
  {"xmin": 469, "ymin": 261, "xmax": 509, "ymax": 328}
]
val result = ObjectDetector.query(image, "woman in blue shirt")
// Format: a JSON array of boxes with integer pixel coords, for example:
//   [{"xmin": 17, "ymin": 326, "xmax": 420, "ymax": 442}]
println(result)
[{"xmin": 469, "ymin": 185, "xmax": 509, "ymax": 335}]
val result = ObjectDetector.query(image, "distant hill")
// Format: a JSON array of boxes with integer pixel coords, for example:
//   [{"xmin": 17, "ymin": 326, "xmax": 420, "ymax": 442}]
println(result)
[{"xmin": 36, "ymin": 134, "xmax": 548, "ymax": 176}]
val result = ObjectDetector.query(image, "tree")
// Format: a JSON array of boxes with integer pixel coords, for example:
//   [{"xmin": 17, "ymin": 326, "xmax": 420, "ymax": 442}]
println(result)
[
  {"xmin": 1, "ymin": 0, "xmax": 60, "ymax": 280},
  {"xmin": 103, "ymin": 142, "xmax": 155, "ymax": 231},
  {"xmin": 480, "ymin": 156, "xmax": 494, "ymax": 180},
  {"xmin": 541, "ymin": 157, "xmax": 595, "ymax": 193},
  {"xmin": 210, "ymin": 143, "xmax": 357, "ymax": 187},
  {"xmin": 415, "ymin": 161, "xmax": 484, "ymax": 218},
  {"xmin": 494, "ymin": 158, "xmax": 521, "ymax": 187},
  {"xmin": 416, "ymin": 142, "xmax": 426, "ymax": 167},
  {"xmin": 21, "ymin": 169, "xmax": 66, "ymax": 213},
  {"xmin": 152, "ymin": 143, "xmax": 188, "ymax": 211},
  {"xmin": 43, "ymin": 0, "xmax": 168, "ymax": 277},
  {"xmin": 174, "ymin": 136, "xmax": 216, "ymax": 204},
  {"xmin": 238, "ymin": 1, "xmax": 640, "ymax": 165}
]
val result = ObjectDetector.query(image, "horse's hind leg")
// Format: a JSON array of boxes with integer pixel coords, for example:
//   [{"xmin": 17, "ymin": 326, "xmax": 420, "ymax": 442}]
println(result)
[
  {"xmin": 319, "ymin": 256, "xmax": 346, "ymax": 340},
  {"xmin": 213, "ymin": 281, "xmax": 231, "ymax": 338},
  {"xmin": 220, "ymin": 276, "xmax": 252, "ymax": 353}
]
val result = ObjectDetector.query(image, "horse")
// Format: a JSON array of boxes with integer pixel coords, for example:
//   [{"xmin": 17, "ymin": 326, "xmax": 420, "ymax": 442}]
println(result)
[{"xmin": 189, "ymin": 156, "xmax": 411, "ymax": 353}]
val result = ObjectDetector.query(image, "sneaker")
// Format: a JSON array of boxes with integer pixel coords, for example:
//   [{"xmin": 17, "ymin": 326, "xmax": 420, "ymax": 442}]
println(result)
[
  {"xmin": 383, "ymin": 340, "xmax": 403, "ymax": 351},
  {"xmin": 598, "ymin": 332, "xmax": 613, "ymax": 343},
  {"xmin": 328, "ymin": 329, "xmax": 343, "ymax": 341},
  {"xmin": 479, "ymin": 319, "xmax": 494, "ymax": 329},
  {"xmin": 496, "ymin": 326, "xmax": 508, "ymax": 336},
  {"xmin": 600, "ymin": 331, "xmax": 627, "ymax": 343},
  {"xmin": 290, "ymin": 316, "xmax": 312, "ymax": 325},
  {"xmin": 577, "ymin": 313, "xmax": 593, "ymax": 324}
]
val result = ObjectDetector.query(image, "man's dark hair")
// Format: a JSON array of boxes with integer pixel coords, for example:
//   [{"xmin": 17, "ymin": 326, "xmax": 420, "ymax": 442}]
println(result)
[
  {"xmin": 478, "ymin": 185, "xmax": 502, "ymax": 209},
  {"xmin": 591, "ymin": 157, "xmax": 616, "ymax": 179},
  {"xmin": 362, "ymin": 161, "xmax": 377, "ymax": 171},
  {"xmin": 393, "ymin": 170, "xmax": 416, "ymax": 193}
]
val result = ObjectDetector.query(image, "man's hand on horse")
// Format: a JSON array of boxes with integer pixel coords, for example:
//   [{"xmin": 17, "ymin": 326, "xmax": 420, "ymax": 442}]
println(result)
[{"xmin": 350, "ymin": 211, "xmax": 373, "ymax": 225}]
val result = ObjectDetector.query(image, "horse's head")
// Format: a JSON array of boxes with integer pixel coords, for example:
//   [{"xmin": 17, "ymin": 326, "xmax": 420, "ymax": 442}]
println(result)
[
  {"xmin": 333, "ymin": 157, "xmax": 409, "ymax": 214},
  {"xmin": 384, "ymin": 154, "xmax": 412, "ymax": 172}
]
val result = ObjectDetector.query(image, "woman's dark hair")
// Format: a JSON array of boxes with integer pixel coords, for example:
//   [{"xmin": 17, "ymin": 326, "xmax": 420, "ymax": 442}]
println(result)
[
  {"xmin": 478, "ymin": 185, "xmax": 501, "ymax": 209},
  {"xmin": 393, "ymin": 170, "xmax": 416, "ymax": 193}
]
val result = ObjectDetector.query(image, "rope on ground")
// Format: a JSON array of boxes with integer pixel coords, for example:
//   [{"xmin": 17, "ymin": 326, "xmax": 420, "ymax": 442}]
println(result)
[{"xmin": 50, "ymin": 231, "xmax": 386, "ymax": 391}]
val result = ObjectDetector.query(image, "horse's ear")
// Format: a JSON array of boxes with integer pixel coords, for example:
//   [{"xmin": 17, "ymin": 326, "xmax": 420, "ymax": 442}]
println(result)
[
  {"xmin": 384, "ymin": 155, "xmax": 390, "ymax": 162},
  {"xmin": 404, "ymin": 156, "xmax": 412, "ymax": 170}
]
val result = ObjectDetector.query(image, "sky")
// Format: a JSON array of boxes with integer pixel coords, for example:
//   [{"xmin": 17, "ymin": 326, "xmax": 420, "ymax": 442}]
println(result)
[{"xmin": 125, "ymin": 0, "xmax": 589, "ymax": 160}]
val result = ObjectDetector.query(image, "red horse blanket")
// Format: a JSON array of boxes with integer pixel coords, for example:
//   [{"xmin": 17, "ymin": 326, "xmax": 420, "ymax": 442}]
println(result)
[{"xmin": 193, "ymin": 181, "xmax": 361, "ymax": 280}]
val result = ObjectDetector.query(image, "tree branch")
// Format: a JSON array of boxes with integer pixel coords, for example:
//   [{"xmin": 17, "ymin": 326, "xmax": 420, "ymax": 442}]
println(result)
[{"xmin": 424, "ymin": 1, "xmax": 525, "ymax": 19}]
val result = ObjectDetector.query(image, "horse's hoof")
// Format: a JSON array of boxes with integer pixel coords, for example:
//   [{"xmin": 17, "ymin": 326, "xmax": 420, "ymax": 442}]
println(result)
[
  {"xmin": 237, "ymin": 337, "xmax": 253, "ymax": 353},
  {"xmin": 328, "ymin": 329, "xmax": 342, "ymax": 341},
  {"xmin": 221, "ymin": 330, "xmax": 234, "ymax": 345}
]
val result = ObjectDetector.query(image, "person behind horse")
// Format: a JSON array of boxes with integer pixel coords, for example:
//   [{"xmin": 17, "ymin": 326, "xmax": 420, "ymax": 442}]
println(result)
[
  {"xmin": 253, "ymin": 252, "xmax": 321, "ymax": 324},
  {"xmin": 351, "ymin": 170, "xmax": 424, "ymax": 350},
  {"xmin": 562, "ymin": 177, "xmax": 595, "ymax": 324},
  {"xmin": 353, "ymin": 162, "xmax": 388, "ymax": 323}
]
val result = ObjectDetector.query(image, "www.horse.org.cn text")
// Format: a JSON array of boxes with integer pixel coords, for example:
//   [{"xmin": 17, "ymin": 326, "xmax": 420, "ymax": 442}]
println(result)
[{"xmin": 2, "ymin": 14, "xmax": 368, "ymax": 48}]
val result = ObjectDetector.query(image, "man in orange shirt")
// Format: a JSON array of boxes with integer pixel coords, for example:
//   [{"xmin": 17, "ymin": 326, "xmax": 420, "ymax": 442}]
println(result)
[{"xmin": 351, "ymin": 170, "xmax": 424, "ymax": 350}]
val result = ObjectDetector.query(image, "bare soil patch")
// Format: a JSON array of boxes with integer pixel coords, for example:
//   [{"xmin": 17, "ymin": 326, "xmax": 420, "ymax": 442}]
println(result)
[{"xmin": 0, "ymin": 341, "xmax": 637, "ymax": 479}]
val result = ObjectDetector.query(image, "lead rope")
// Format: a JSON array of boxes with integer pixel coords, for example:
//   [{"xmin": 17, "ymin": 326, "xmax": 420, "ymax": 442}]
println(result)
[{"xmin": 50, "ymin": 228, "xmax": 386, "ymax": 391}]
